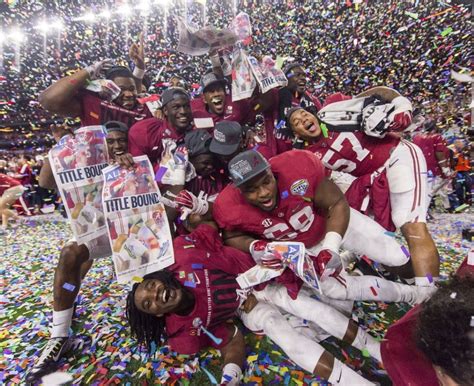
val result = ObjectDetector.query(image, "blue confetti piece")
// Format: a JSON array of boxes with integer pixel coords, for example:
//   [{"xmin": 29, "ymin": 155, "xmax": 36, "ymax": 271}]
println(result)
[
  {"xmin": 150, "ymin": 341, "xmax": 157, "ymax": 356},
  {"xmin": 223, "ymin": 374, "xmax": 233, "ymax": 382},
  {"xmin": 201, "ymin": 366, "xmax": 218, "ymax": 385},
  {"xmin": 276, "ymin": 120, "xmax": 285, "ymax": 129},
  {"xmin": 62, "ymin": 283, "xmax": 76, "ymax": 292},
  {"xmin": 184, "ymin": 281, "xmax": 196, "ymax": 288},
  {"xmin": 401, "ymin": 245, "xmax": 410, "ymax": 257},
  {"xmin": 384, "ymin": 231, "xmax": 396, "ymax": 237},
  {"xmin": 281, "ymin": 190, "xmax": 289, "ymax": 199},
  {"xmin": 426, "ymin": 274, "xmax": 433, "ymax": 283},
  {"xmin": 191, "ymin": 263, "xmax": 203, "ymax": 269}
]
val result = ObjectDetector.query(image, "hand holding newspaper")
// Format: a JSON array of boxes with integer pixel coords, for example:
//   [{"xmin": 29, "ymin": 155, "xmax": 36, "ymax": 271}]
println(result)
[
  {"xmin": 102, "ymin": 156, "xmax": 174, "ymax": 283},
  {"xmin": 237, "ymin": 241, "xmax": 322, "ymax": 294}
]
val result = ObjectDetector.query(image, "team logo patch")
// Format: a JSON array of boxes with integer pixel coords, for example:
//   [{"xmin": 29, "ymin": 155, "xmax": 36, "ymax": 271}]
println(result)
[
  {"xmin": 262, "ymin": 218, "xmax": 273, "ymax": 227},
  {"xmin": 214, "ymin": 130, "xmax": 226, "ymax": 143},
  {"xmin": 290, "ymin": 179, "xmax": 309, "ymax": 196}
]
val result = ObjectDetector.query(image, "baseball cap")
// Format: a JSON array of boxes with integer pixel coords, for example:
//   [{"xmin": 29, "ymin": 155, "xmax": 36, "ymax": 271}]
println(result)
[
  {"xmin": 104, "ymin": 121, "xmax": 129, "ymax": 134},
  {"xmin": 160, "ymin": 87, "xmax": 190, "ymax": 107},
  {"xmin": 209, "ymin": 121, "xmax": 243, "ymax": 156},
  {"xmin": 283, "ymin": 62, "xmax": 304, "ymax": 76},
  {"xmin": 105, "ymin": 65, "xmax": 133, "ymax": 80},
  {"xmin": 184, "ymin": 129, "xmax": 212, "ymax": 157},
  {"xmin": 228, "ymin": 150, "xmax": 270, "ymax": 187},
  {"xmin": 200, "ymin": 72, "xmax": 227, "ymax": 92}
]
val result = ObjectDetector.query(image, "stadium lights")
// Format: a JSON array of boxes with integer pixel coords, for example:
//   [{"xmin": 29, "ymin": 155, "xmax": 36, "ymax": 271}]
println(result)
[
  {"xmin": 99, "ymin": 8, "xmax": 112, "ymax": 19},
  {"xmin": 118, "ymin": 4, "xmax": 132, "ymax": 17},
  {"xmin": 8, "ymin": 29, "xmax": 25, "ymax": 43},
  {"xmin": 83, "ymin": 12, "xmax": 96, "ymax": 22},
  {"xmin": 137, "ymin": 1, "xmax": 151, "ymax": 14},
  {"xmin": 52, "ymin": 20, "xmax": 64, "ymax": 30},
  {"xmin": 35, "ymin": 21, "xmax": 50, "ymax": 34}
]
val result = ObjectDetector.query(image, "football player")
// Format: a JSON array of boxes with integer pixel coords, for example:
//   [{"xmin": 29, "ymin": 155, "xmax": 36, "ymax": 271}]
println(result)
[
  {"xmin": 286, "ymin": 89, "xmax": 439, "ymax": 287},
  {"xmin": 213, "ymin": 150, "xmax": 434, "ymax": 304}
]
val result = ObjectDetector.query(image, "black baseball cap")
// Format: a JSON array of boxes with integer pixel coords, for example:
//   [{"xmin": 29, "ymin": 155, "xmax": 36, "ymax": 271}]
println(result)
[
  {"xmin": 104, "ymin": 121, "xmax": 129, "ymax": 134},
  {"xmin": 209, "ymin": 121, "xmax": 243, "ymax": 156},
  {"xmin": 228, "ymin": 150, "xmax": 270, "ymax": 187},
  {"xmin": 184, "ymin": 129, "xmax": 212, "ymax": 157},
  {"xmin": 161, "ymin": 87, "xmax": 190, "ymax": 107},
  {"xmin": 283, "ymin": 62, "xmax": 304, "ymax": 76},
  {"xmin": 200, "ymin": 72, "xmax": 227, "ymax": 92}
]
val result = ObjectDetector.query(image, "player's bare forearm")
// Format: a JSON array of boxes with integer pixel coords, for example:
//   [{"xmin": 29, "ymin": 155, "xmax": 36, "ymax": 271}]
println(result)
[
  {"xmin": 39, "ymin": 69, "xmax": 88, "ymax": 117},
  {"xmin": 38, "ymin": 158, "xmax": 57, "ymax": 190},
  {"xmin": 355, "ymin": 86, "xmax": 401, "ymax": 102},
  {"xmin": 313, "ymin": 178, "xmax": 349, "ymax": 237},
  {"xmin": 220, "ymin": 323, "xmax": 245, "ymax": 368},
  {"xmin": 222, "ymin": 230, "xmax": 256, "ymax": 253}
]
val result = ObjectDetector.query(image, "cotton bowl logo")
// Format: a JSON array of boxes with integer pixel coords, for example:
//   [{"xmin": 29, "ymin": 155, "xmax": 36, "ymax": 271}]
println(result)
[{"xmin": 290, "ymin": 179, "xmax": 309, "ymax": 196}]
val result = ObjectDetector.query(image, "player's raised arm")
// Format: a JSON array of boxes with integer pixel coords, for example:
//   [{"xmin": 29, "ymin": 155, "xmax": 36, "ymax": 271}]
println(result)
[{"xmin": 39, "ymin": 59, "xmax": 113, "ymax": 117}]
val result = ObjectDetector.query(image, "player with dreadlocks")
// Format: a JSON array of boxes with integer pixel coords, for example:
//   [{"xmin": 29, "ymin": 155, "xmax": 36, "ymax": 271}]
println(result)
[{"xmin": 126, "ymin": 216, "xmax": 388, "ymax": 385}]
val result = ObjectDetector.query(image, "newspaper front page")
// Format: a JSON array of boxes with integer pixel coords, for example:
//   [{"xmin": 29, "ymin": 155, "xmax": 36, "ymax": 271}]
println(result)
[
  {"xmin": 102, "ymin": 156, "xmax": 175, "ymax": 283},
  {"xmin": 48, "ymin": 126, "xmax": 109, "ymax": 245}
]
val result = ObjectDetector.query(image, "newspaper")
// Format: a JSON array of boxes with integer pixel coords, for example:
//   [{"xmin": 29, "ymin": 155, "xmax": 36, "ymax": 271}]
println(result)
[
  {"xmin": 48, "ymin": 126, "xmax": 109, "ymax": 245},
  {"xmin": 102, "ymin": 156, "xmax": 175, "ymax": 283},
  {"xmin": 176, "ymin": 17, "xmax": 238, "ymax": 56},
  {"xmin": 236, "ymin": 242, "xmax": 321, "ymax": 293},
  {"xmin": 236, "ymin": 265, "xmax": 284, "ymax": 289},
  {"xmin": 231, "ymin": 48, "xmax": 256, "ymax": 101},
  {"xmin": 230, "ymin": 12, "xmax": 252, "ymax": 45},
  {"xmin": 248, "ymin": 55, "xmax": 288, "ymax": 94}
]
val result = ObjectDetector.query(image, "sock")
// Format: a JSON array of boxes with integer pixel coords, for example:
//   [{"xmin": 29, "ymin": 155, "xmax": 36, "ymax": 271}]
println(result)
[
  {"xmin": 328, "ymin": 358, "xmax": 374, "ymax": 385},
  {"xmin": 51, "ymin": 308, "xmax": 74, "ymax": 338},
  {"xmin": 402, "ymin": 277, "xmax": 416, "ymax": 285},
  {"xmin": 220, "ymin": 363, "xmax": 242, "ymax": 385},
  {"xmin": 352, "ymin": 327, "xmax": 382, "ymax": 363},
  {"xmin": 415, "ymin": 276, "xmax": 439, "ymax": 287}
]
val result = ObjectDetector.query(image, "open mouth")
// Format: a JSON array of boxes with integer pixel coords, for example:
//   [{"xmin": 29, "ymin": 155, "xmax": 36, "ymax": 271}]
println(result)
[
  {"xmin": 260, "ymin": 198, "xmax": 274, "ymax": 209},
  {"xmin": 160, "ymin": 287, "xmax": 172, "ymax": 304},
  {"xmin": 177, "ymin": 116, "xmax": 189, "ymax": 125},
  {"xmin": 305, "ymin": 121, "xmax": 317, "ymax": 133},
  {"xmin": 122, "ymin": 100, "xmax": 135, "ymax": 109},
  {"xmin": 297, "ymin": 80, "xmax": 306, "ymax": 89},
  {"xmin": 212, "ymin": 97, "xmax": 224, "ymax": 109},
  {"xmin": 113, "ymin": 150, "xmax": 125, "ymax": 157}
]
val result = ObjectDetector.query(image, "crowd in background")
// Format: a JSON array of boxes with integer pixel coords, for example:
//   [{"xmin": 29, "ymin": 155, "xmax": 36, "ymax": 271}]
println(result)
[{"xmin": 0, "ymin": 0, "xmax": 472, "ymax": 212}]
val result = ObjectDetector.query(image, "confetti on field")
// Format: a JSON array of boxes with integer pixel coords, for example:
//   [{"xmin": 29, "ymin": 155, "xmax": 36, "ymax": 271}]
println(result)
[{"xmin": 0, "ymin": 211, "xmax": 470, "ymax": 384}]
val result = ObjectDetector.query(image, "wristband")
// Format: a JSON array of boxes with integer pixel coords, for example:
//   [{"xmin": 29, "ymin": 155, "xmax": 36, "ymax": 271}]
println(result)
[
  {"xmin": 133, "ymin": 67, "xmax": 145, "ymax": 80},
  {"xmin": 321, "ymin": 231, "xmax": 343, "ymax": 253}
]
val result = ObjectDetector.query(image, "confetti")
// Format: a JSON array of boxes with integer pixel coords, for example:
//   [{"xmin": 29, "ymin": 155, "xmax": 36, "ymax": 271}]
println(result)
[{"xmin": 62, "ymin": 283, "xmax": 76, "ymax": 292}]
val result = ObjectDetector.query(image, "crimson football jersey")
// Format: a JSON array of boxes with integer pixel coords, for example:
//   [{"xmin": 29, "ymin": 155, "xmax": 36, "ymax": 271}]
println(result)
[
  {"xmin": 214, "ymin": 150, "xmax": 327, "ymax": 247},
  {"xmin": 191, "ymin": 95, "xmax": 253, "ymax": 127},
  {"xmin": 79, "ymin": 90, "xmax": 152, "ymax": 127},
  {"xmin": 302, "ymin": 131, "xmax": 400, "ymax": 177},
  {"xmin": 165, "ymin": 224, "xmax": 255, "ymax": 355},
  {"xmin": 18, "ymin": 163, "xmax": 32, "ymax": 186},
  {"xmin": 413, "ymin": 133, "xmax": 448, "ymax": 177},
  {"xmin": 0, "ymin": 174, "xmax": 21, "ymax": 195},
  {"xmin": 128, "ymin": 118, "xmax": 190, "ymax": 167}
]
